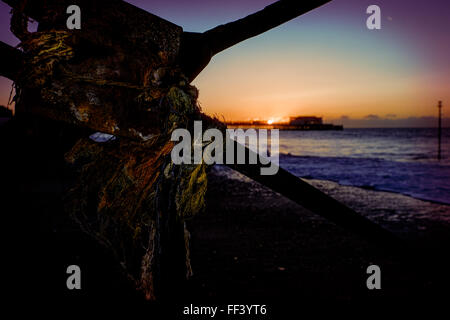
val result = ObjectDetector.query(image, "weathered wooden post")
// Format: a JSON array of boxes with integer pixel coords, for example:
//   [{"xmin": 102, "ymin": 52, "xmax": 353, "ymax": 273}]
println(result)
[{"xmin": 438, "ymin": 100, "xmax": 442, "ymax": 160}]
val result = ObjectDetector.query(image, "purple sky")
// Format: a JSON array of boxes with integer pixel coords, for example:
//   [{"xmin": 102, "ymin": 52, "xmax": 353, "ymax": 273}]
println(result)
[{"xmin": 1, "ymin": 0, "xmax": 449, "ymax": 125}]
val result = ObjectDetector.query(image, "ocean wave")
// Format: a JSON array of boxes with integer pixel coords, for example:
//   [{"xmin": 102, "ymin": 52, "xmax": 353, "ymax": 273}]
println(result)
[{"xmin": 279, "ymin": 153, "xmax": 450, "ymax": 205}]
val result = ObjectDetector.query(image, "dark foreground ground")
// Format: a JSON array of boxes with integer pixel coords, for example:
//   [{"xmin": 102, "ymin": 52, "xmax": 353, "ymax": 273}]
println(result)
[
  {"xmin": 187, "ymin": 167, "xmax": 450, "ymax": 312},
  {"xmin": 2, "ymin": 118, "xmax": 450, "ymax": 317}
]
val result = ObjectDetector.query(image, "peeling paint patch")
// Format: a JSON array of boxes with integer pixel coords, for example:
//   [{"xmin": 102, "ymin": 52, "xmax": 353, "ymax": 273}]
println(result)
[
  {"xmin": 70, "ymin": 103, "xmax": 90, "ymax": 122},
  {"xmin": 111, "ymin": 124, "xmax": 120, "ymax": 133},
  {"xmin": 86, "ymin": 92, "xmax": 101, "ymax": 105},
  {"xmin": 89, "ymin": 132, "xmax": 117, "ymax": 143},
  {"xmin": 129, "ymin": 128, "xmax": 156, "ymax": 141}
]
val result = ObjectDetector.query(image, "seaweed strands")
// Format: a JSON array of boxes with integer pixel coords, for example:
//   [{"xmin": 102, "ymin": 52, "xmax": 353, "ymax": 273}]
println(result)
[
  {"xmin": 10, "ymin": 4, "xmax": 219, "ymax": 299},
  {"xmin": 64, "ymin": 132, "xmax": 208, "ymax": 300}
]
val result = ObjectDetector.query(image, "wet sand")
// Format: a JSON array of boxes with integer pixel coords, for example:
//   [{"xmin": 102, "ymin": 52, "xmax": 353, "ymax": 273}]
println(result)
[{"xmin": 184, "ymin": 166, "xmax": 450, "ymax": 311}]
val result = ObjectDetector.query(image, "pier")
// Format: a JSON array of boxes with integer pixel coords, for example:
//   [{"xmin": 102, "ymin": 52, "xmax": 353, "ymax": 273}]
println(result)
[{"xmin": 227, "ymin": 116, "xmax": 343, "ymax": 130}]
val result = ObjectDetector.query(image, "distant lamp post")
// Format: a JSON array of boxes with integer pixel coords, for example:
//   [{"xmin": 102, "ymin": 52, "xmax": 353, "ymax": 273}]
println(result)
[{"xmin": 438, "ymin": 101, "xmax": 442, "ymax": 160}]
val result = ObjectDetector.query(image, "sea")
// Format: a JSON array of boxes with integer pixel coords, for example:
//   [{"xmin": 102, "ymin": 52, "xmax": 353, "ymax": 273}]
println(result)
[
  {"xmin": 55, "ymin": 124, "xmax": 450, "ymax": 206},
  {"xmin": 268, "ymin": 128, "xmax": 450, "ymax": 205},
  {"xmin": 2, "ymin": 117, "xmax": 448, "ymax": 205}
]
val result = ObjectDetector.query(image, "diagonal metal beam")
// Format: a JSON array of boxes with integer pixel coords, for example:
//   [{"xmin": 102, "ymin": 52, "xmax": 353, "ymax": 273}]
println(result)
[
  {"xmin": 180, "ymin": 0, "xmax": 332, "ymax": 81},
  {"xmin": 226, "ymin": 140, "xmax": 403, "ymax": 250}
]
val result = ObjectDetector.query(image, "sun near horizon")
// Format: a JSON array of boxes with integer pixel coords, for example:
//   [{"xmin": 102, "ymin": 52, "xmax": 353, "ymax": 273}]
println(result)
[{"xmin": 1, "ymin": 0, "xmax": 449, "ymax": 126}]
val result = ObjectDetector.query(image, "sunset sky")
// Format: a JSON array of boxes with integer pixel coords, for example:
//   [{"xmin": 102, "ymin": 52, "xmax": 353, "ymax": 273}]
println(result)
[{"xmin": 1, "ymin": 0, "xmax": 449, "ymax": 125}]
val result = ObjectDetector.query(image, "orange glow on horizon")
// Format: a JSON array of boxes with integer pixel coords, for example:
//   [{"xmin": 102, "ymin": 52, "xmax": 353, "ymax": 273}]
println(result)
[{"xmin": 190, "ymin": 25, "xmax": 450, "ymax": 124}]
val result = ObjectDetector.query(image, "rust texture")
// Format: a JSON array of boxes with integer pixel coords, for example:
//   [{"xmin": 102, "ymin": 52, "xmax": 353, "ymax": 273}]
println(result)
[{"xmin": 9, "ymin": 0, "xmax": 220, "ymax": 299}]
